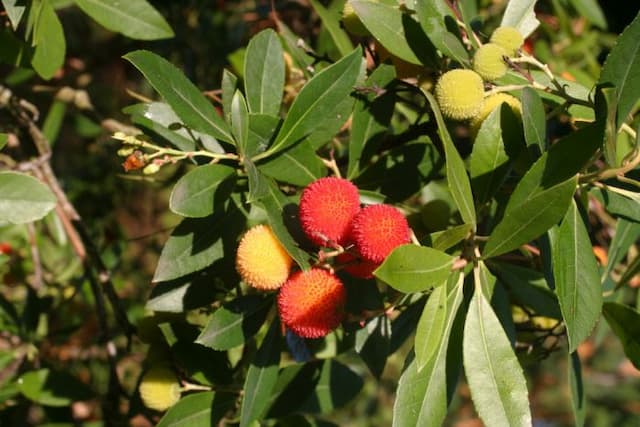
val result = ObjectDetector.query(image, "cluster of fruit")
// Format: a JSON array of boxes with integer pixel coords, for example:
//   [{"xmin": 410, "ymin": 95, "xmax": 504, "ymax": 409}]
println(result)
[
  {"xmin": 435, "ymin": 26, "xmax": 525, "ymax": 128},
  {"xmin": 235, "ymin": 177, "xmax": 412, "ymax": 338}
]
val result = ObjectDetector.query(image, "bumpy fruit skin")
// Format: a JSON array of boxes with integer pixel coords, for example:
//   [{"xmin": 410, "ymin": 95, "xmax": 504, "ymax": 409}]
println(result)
[
  {"xmin": 473, "ymin": 43, "xmax": 509, "ymax": 81},
  {"xmin": 299, "ymin": 177, "xmax": 361, "ymax": 247},
  {"xmin": 278, "ymin": 268, "xmax": 346, "ymax": 338},
  {"xmin": 435, "ymin": 69, "xmax": 485, "ymax": 121},
  {"xmin": 490, "ymin": 26, "xmax": 524, "ymax": 55},
  {"xmin": 342, "ymin": 2, "xmax": 370, "ymax": 37},
  {"xmin": 236, "ymin": 225, "xmax": 293, "ymax": 290},
  {"xmin": 351, "ymin": 204, "xmax": 411, "ymax": 264},
  {"xmin": 470, "ymin": 93, "xmax": 522, "ymax": 135},
  {"xmin": 139, "ymin": 367, "xmax": 181, "ymax": 411}
]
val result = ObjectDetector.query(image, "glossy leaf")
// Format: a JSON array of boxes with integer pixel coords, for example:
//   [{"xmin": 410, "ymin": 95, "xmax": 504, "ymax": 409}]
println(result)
[
  {"xmin": 246, "ymin": 114, "xmax": 281, "ymax": 159},
  {"xmin": 300, "ymin": 360, "xmax": 364, "ymax": 414},
  {"xmin": 393, "ymin": 273, "xmax": 464, "ymax": 427},
  {"xmin": 169, "ymin": 164, "xmax": 236, "ymax": 218},
  {"xmin": 347, "ymin": 63, "xmax": 396, "ymax": 180},
  {"xmin": 146, "ymin": 273, "xmax": 221, "ymax": 313},
  {"xmin": 374, "ymin": 245, "xmax": 455, "ymax": 293},
  {"xmin": 569, "ymin": 352, "xmax": 586, "ymax": 427},
  {"xmin": 244, "ymin": 29, "xmax": 285, "ymax": 116},
  {"xmin": 423, "ymin": 90, "xmax": 476, "ymax": 229},
  {"xmin": 521, "ymin": 86, "xmax": 546, "ymax": 153},
  {"xmin": 602, "ymin": 302, "xmax": 640, "ymax": 369},
  {"xmin": 269, "ymin": 47, "xmax": 363, "ymax": 155},
  {"xmin": 463, "ymin": 284, "xmax": 532, "ymax": 427},
  {"xmin": 552, "ymin": 200, "xmax": 602, "ymax": 352},
  {"xmin": 124, "ymin": 50, "xmax": 233, "ymax": 143},
  {"xmin": 355, "ymin": 315, "xmax": 391, "ymax": 378},
  {"xmin": 258, "ymin": 143, "xmax": 324, "ymax": 187},
  {"xmin": 240, "ymin": 320, "xmax": 281, "ymax": 427},
  {"xmin": 598, "ymin": 10, "xmax": 640, "ymax": 129},
  {"xmin": 2, "ymin": 0, "xmax": 25, "ymax": 30},
  {"xmin": 221, "ymin": 69, "xmax": 238, "ymax": 123},
  {"xmin": 309, "ymin": 0, "xmax": 353, "ymax": 58},
  {"xmin": 196, "ymin": 295, "xmax": 272, "ymax": 351},
  {"xmin": 152, "ymin": 207, "xmax": 242, "ymax": 282},
  {"xmin": 31, "ymin": 0, "xmax": 65, "ymax": 80},
  {"xmin": 75, "ymin": 0, "xmax": 173, "ymax": 40},
  {"xmin": 500, "ymin": 0, "xmax": 539, "ymax": 38},
  {"xmin": 415, "ymin": 0, "xmax": 469, "ymax": 64},
  {"xmin": 244, "ymin": 158, "xmax": 270, "ymax": 203},
  {"xmin": 17, "ymin": 369, "xmax": 93, "ymax": 407},
  {"xmin": 469, "ymin": 108, "xmax": 510, "ymax": 206},
  {"xmin": 0, "ymin": 172, "xmax": 56, "ymax": 224},
  {"xmin": 231, "ymin": 90, "xmax": 249, "ymax": 154},
  {"xmin": 157, "ymin": 392, "xmax": 235, "ymax": 427},
  {"xmin": 590, "ymin": 186, "xmax": 640, "ymax": 222},
  {"xmin": 431, "ymin": 224, "xmax": 473, "ymax": 252},
  {"xmin": 603, "ymin": 218, "xmax": 640, "ymax": 283},
  {"xmin": 414, "ymin": 281, "xmax": 448, "ymax": 372}
]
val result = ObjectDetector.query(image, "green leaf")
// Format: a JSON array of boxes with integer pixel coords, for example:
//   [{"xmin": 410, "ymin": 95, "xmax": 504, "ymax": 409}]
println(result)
[
  {"xmin": 569, "ymin": 352, "xmax": 586, "ymax": 427},
  {"xmin": 0, "ymin": 133, "xmax": 7, "ymax": 151},
  {"xmin": 124, "ymin": 102, "xmax": 223, "ymax": 153},
  {"xmin": 309, "ymin": 0, "xmax": 353, "ymax": 58},
  {"xmin": 244, "ymin": 158, "xmax": 270, "ymax": 203},
  {"xmin": 221, "ymin": 69, "xmax": 238, "ymax": 124},
  {"xmin": 123, "ymin": 50, "xmax": 233, "ymax": 143},
  {"xmin": 415, "ymin": 0, "xmax": 470, "ymax": 64},
  {"xmin": 240, "ymin": 320, "xmax": 281, "ymax": 427},
  {"xmin": 74, "ymin": 0, "xmax": 174, "ymax": 40},
  {"xmin": 603, "ymin": 218, "xmax": 640, "ymax": 283},
  {"xmin": 423, "ymin": 90, "xmax": 476, "ymax": 229},
  {"xmin": 42, "ymin": 99, "xmax": 66, "ymax": 146},
  {"xmin": 196, "ymin": 295, "xmax": 272, "ymax": 351},
  {"xmin": 243, "ymin": 29, "xmax": 285, "ymax": 116},
  {"xmin": 146, "ymin": 273, "xmax": 221, "ymax": 313},
  {"xmin": 31, "ymin": 0, "xmax": 65, "ymax": 80},
  {"xmin": 152, "ymin": 206, "xmax": 243, "ymax": 282},
  {"xmin": 347, "ymin": 63, "xmax": 396, "ymax": 180},
  {"xmin": 169, "ymin": 164, "xmax": 236, "ymax": 218},
  {"xmin": 0, "ymin": 172, "xmax": 56, "ymax": 224},
  {"xmin": 352, "ymin": 0, "xmax": 438, "ymax": 65},
  {"xmin": 246, "ymin": 114, "xmax": 281, "ymax": 159},
  {"xmin": 590, "ymin": 186, "xmax": 640, "ymax": 222},
  {"xmin": 375, "ymin": 245, "xmax": 455, "ymax": 293},
  {"xmin": 269, "ymin": 47, "xmax": 363, "ymax": 154},
  {"xmin": 521, "ymin": 86, "xmax": 546, "ymax": 153},
  {"xmin": 157, "ymin": 392, "xmax": 235, "ymax": 427},
  {"xmin": 300, "ymin": 360, "xmax": 364, "ymax": 414},
  {"xmin": 469, "ymin": 108, "xmax": 510, "ymax": 206},
  {"xmin": 231, "ymin": 90, "xmax": 250, "ymax": 155},
  {"xmin": 414, "ymin": 280, "xmax": 448, "ymax": 372},
  {"xmin": 258, "ymin": 143, "xmax": 324, "ymax": 187},
  {"xmin": 393, "ymin": 273, "xmax": 464, "ymax": 427},
  {"xmin": 463, "ymin": 283, "xmax": 532, "ymax": 427},
  {"xmin": 2, "ymin": 0, "xmax": 26, "ymax": 30},
  {"xmin": 431, "ymin": 224, "xmax": 473, "ymax": 252},
  {"xmin": 552, "ymin": 200, "xmax": 602, "ymax": 352},
  {"xmin": 597, "ymin": 86, "xmax": 619, "ymax": 166},
  {"xmin": 18, "ymin": 368, "xmax": 94, "ymax": 407},
  {"xmin": 500, "ymin": 0, "xmax": 540, "ymax": 38},
  {"xmin": 598, "ymin": 10, "xmax": 640, "ymax": 129},
  {"xmin": 256, "ymin": 180, "xmax": 311, "ymax": 270},
  {"xmin": 355, "ymin": 315, "xmax": 391, "ymax": 378},
  {"xmin": 568, "ymin": 0, "xmax": 606, "ymax": 29},
  {"xmin": 602, "ymin": 302, "xmax": 640, "ymax": 369}
]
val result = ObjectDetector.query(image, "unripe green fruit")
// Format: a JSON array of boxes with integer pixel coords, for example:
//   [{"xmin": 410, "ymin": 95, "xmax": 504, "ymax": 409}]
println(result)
[
  {"xmin": 470, "ymin": 93, "xmax": 522, "ymax": 136},
  {"xmin": 342, "ymin": 2, "xmax": 370, "ymax": 37},
  {"xmin": 490, "ymin": 26, "xmax": 524, "ymax": 55},
  {"xmin": 139, "ymin": 367, "xmax": 181, "ymax": 411},
  {"xmin": 435, "ymin": 69, "xmax": 485, "ymax": 121},
  {"xmin": 473, "ymin": 43, "xmax": 509, "ymax": 81}
]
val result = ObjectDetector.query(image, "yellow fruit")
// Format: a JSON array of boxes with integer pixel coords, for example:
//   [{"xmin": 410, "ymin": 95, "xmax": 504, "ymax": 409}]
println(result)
[
  {"xmin": 375, "ymin": 41, "xmax": 425, "ymax": 79},
  {"xmin": 473, "ymin": 43, "xmax": 509, "ymax": 81},
  {"xmin": 490, "ymin": 26, "xmax": 524, "ymax": 55},
  {"xmin": 434, "ymin": 69, "xmax": 485, "ymax": 121},
  {"xmin": 236, "ymin": 225, "xmax": 293, "ymax": 290},
  {"xmin": 470, "ymin": 93, "xmax": 522, "ymax": 135},
  {"xmin": 342, "ymin": 2, "xmax": 370, "ymax": 37},
  {"xmin": 139, "ymin": 367, "xmax": 181, "ymax": 411}
]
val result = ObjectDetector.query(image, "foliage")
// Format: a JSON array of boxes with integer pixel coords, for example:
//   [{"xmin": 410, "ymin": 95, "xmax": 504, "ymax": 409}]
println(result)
[{"xmin": 1, "ymin": 0, "xmax": 640, "ymax": 426}]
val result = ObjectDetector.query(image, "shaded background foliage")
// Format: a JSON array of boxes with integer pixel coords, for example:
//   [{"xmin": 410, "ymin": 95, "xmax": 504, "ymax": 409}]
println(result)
[{"xmin": 1, "ymin": 0, "xmax": 640, "ymax": 426}]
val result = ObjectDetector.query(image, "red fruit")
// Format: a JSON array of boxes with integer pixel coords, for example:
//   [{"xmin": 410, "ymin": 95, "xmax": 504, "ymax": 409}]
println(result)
[
  {"xmin": 351, "ymin": 204, "xmax": 411, "ymax": 264},
  {"xmin": 336, "ymin": 252, "xmax": 379, "ymax": 279},
  {"xmin": 299, "ymin": 177, "xmax": 360, "ymax": 247},
  {"xmin": 0, "ymin": 243, "xmax": 12, "ymax": 256},
  {"xmin": 277, "ymin": 268, "xmax": 346, "ymax": 338}
]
